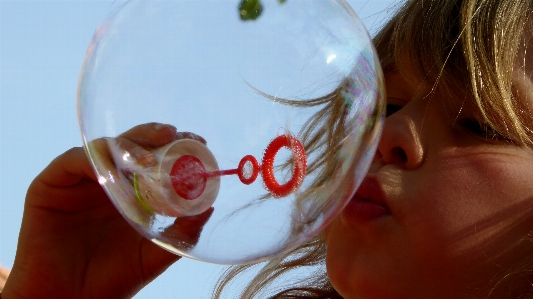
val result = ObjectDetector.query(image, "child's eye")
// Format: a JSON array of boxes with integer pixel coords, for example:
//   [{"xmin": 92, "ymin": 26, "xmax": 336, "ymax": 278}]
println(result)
[
  {"xmin": 457, "ymin": 119, "xmax": 510, "ymax": 141},
  {"xmin": 386, "ymin": 104, "xmax": 403, "ymax": 117}
]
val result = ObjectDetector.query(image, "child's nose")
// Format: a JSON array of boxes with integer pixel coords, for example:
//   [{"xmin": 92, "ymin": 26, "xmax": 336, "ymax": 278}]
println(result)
[{"xmin": 376, "ymin": 113, "xmax": 424, "ymax": 169}]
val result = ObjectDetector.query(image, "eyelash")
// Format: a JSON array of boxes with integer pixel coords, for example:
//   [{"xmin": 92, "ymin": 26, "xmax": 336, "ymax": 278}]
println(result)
[
  {"xmin": 386, "ymin": 101, "xmax": 515, "ymax": 144},
  {"xmin": 457, "ymin": 119, "xmax": 509, "ymax": 141},
  {"xmin": 386, "ymin": 104, "xmax": 402, "ymax": 117}
]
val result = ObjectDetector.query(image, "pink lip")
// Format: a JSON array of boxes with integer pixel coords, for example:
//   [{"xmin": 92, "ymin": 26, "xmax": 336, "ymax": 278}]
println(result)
[{"xmin": 342, "ymin": 177, "xmax": 390, "ymax": 224}]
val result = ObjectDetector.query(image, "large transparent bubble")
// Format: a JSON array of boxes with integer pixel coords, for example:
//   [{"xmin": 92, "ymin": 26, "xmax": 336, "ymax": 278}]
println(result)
[{"xmin": 78, "ymin": 0, "xmax": 385, "ymax": 265}]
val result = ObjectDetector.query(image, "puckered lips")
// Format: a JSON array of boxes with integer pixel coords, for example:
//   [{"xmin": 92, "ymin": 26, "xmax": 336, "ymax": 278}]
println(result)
[{"xmin": 342, "ymin": 176, "xmax": 391, "ymax": 224}]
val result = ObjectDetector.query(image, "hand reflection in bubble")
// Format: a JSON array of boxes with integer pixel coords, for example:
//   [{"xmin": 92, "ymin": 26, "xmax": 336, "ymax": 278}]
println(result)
[{"xmin": 88, "ymin": 123, "xmax": 214, "ymax": 248}]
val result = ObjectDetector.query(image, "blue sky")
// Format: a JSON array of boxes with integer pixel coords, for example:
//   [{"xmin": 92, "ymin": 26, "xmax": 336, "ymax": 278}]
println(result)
[{"xmin": 0, "ymin": 0, "xmax": 397, "ymax": 297}]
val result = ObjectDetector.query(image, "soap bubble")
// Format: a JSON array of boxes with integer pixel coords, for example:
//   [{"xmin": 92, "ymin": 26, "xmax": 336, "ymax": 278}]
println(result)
[{"xmin": 78, "ymin": 0, "xmax": 385, "ymax": 265}]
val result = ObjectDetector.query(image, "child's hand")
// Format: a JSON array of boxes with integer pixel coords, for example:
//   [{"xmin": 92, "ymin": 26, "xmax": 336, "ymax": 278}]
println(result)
[{"xmin": 2, "ymin": 123, "xmax": 209, "ymax": 299}]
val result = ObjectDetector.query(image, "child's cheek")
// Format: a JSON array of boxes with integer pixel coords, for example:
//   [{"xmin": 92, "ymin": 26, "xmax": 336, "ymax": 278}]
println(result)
[{"xmin": 404, "ymin": 152, "xmax": 533, "ymax": 268}]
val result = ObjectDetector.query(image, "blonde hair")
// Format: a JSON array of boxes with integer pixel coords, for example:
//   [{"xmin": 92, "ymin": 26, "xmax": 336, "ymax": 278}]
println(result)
[
  {"xmin": 378, "ymin": 0, "xmax": 533, "ymax": 146},
  {"xmin": 213, "ymin": 0, "xmax": 533, "ymax": 298}
]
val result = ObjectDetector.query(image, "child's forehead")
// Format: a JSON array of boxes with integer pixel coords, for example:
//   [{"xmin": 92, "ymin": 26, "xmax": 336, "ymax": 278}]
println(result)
[
  {"xmin": 515, "ymin": 36, "xmax": 533, "ymax": 80},
  {"xmin": 512, "ymin": 71, "xmax": 533, "ymax": 114},
  {"xmin": 383, "ymin": 71, "xmax": 421, "ymax": 100},
  {"xmin": 513, "ymin": 35, "xmax": 533, "ymax": 108},
  {"xmin": 383, "ymin": 64, "xmax": 439, "ymax": 98}
]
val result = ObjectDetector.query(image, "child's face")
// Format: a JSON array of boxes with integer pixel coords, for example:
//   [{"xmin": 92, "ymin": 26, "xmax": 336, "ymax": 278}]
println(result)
[{"xmin": 325, "ymin": 69, "xmax": 533, "ymax": 299}]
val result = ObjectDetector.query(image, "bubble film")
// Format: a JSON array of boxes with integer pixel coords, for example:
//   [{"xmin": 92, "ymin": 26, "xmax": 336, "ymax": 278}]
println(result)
[{"xmin": 78, "ymin": 0, "xmax": 385, "ymax": 264}]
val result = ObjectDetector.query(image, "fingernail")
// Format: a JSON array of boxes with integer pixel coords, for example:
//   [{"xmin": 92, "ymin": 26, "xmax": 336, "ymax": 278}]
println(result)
[
  {"xmin": 152, "ymin": 123, "xmax": 166, "ymax": 131},
  {"xmin": 139, "ymin": 154, "xmax": 157, "ymax": 167},
  {"xmin": 132, "ymin": 147, "xmax": 157, "ymax": 167}
]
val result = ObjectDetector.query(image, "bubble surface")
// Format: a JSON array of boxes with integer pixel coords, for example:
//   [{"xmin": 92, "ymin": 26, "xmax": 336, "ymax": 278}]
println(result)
[{"xmin": 78, "ymin": 0, "xmax": 385, "ymax": 264}]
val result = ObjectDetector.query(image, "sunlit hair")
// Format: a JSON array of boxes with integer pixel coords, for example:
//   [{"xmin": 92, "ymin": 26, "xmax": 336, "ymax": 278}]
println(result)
[
  {"xmin": 213, "ymin": 0, "xmax": 533, "ymax": 298},
  {"xmin": 379, "ymin": 0, "xmax": 533, "ymax": 146}
]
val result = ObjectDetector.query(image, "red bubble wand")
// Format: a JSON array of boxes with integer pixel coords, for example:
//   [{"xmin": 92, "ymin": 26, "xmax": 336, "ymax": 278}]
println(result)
[{"xmin": 170, "ymin": 134, "xmax": 307, "ymax": 200}]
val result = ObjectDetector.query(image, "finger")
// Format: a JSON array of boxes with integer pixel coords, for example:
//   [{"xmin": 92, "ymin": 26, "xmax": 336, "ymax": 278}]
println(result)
[
  {"xmin": 120, "ymin": 123, "xmax": 207, "ymax": 147},
  {"xmin": 119, "ymin": 122, "xmax": 179, "ymax": 148},
  {"xmin": 45, "ymin": 125, "xmax": 208, "ymax": 188},
  {"xmin": 35, "ymin": 147, "xmax": 97, "ymax": 188},
  {"xmin": 163, "ymin": 207, "xmax": 215, "ymax": 245},
  {"xmin": 26, "ymin": 146, "xmax": 116, "ymax": 211},
  {"xmin": 175, "ymin": 131, "xmax": 207, "ymax": 145},
  {"xmin": 139, "ymin": 238, "xmax": 181, "ymax": 284},
  {"xmin": 114, "ymin": 137, "xmax": 157, "ymax": 167}
]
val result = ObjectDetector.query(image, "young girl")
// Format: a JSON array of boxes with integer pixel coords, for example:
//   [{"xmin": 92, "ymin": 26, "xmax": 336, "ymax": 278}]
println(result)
[{"xmin": 3, "ymin": 0, "xmax": 533, "ymax": 298}]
